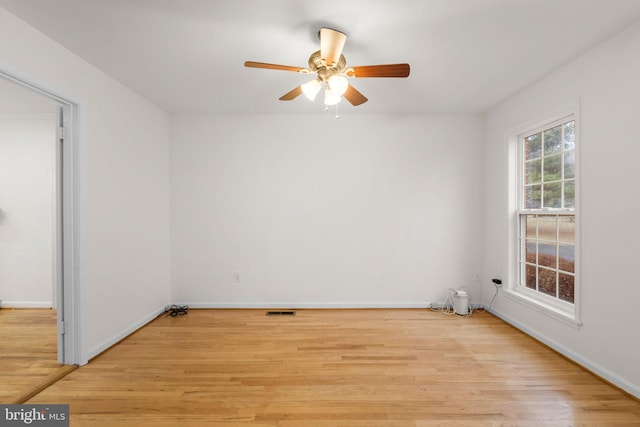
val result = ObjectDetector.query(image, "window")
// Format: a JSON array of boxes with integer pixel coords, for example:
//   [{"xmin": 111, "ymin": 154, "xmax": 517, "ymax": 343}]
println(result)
[{"xmin": 513, "ymin": 116, "xmax": 578, "ymax": 321}]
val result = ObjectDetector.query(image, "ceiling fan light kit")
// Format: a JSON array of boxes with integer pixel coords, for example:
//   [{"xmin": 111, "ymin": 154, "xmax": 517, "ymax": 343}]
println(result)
[
  {"xmin": 301, "ymin": 78, "xmax": 321, "ymax": 101},
  {"xmin": 244, "ymin": 27, "xmax": 410, "ymax": 111},
  {"xmin": 324, "ymin": 88, "xmax": 342, "ymax": 106},
  {"xmin": 328, "ymin": 75, "xmax": 349, "ymax": 96}
]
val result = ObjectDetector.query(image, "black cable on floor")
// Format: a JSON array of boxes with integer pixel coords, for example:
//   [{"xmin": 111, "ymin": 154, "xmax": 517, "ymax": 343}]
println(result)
[{"xmin": 167, "ymin": 304, "xmax": 189, "ymax": 317}]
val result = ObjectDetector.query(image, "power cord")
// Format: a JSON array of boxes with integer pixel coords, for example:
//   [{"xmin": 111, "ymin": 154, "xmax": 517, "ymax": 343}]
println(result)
[
  {"xmin": 166, "ymin": 304, "xmax": 189, "ymax": 317},
  {"xmin": 429, "ymin": 289, "xmax": 455, "ymax": 314},
  {"xmin": 488, "ymin": 279, "xmax": 502, "ymax": 310},
  {"xmin": 430, "ymin": 280, "xmax": 502, "ymax": 315}
]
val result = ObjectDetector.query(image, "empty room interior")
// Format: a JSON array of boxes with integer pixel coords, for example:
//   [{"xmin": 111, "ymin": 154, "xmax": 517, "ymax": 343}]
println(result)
[{"xmin": 1, "ymin": 0, "xmax": 640, "ymax": 425}]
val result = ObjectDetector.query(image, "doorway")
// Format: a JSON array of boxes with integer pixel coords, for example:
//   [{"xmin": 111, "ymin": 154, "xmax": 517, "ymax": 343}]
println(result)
[
  {"xmin": 0, "ymin": 70, "xmax": 79, "ymax": 367},
  {"xmin": 0, "ymin": 98, "xmax": 57, "ymax": 308}
]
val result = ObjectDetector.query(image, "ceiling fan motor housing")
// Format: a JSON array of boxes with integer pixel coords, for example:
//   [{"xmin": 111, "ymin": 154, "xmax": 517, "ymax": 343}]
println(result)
[{"xmin": 308, "ymin": 50, "xmax": 347, "ymax": 81}]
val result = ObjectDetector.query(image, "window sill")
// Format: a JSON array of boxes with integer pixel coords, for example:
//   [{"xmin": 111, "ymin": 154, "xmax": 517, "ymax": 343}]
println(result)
[{"xmin": 503, "ymin": 289, "xmax": 582, "ymax": 330}]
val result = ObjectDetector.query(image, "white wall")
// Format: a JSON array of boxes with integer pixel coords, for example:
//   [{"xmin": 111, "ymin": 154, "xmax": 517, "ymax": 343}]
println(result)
[
  {"xmin": 483, "ymin": 21, "xmax": 640, "ymax": 397},
  {"xmin": 0, "ymin": 8, "xmax": 171, "ymax": 361},
  {"xmin": 171, "ymin": 113, "xmax": 484, "ymax": 307},
  {"xmin": 0, "ymin": 113, "xmax": 56, "ymax": 307}
]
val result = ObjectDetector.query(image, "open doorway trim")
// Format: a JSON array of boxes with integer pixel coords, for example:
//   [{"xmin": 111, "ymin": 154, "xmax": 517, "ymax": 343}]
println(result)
[{"xmin": 0, "ymin": 68, "xmax": 84, "ymax": 366}]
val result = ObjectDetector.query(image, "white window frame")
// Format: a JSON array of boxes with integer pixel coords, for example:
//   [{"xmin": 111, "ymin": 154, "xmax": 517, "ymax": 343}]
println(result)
[{"xmin": 505, "ymin": 107, "xmax": 582, "ymax": 329}]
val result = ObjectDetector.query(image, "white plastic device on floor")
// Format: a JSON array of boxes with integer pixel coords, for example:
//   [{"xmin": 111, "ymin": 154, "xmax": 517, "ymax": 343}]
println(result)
[{"xmin": 452, "ymin": 290, "xmax": 469, "ymax": 315}]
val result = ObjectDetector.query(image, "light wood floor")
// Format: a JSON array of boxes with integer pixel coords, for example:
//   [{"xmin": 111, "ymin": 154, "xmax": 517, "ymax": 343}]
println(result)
[
  {"xmin": 20, "ymin": 309, "xmax": 640, "ymax": 426},
  {"xmin": 0, "ymin": 308, "xmax": 71, "ymax": 403}
]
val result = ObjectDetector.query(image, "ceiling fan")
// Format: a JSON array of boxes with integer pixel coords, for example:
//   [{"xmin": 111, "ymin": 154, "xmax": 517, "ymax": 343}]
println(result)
[{"xmin": 244, "ymin": 27, "xmax": 410, "ymax": 108}]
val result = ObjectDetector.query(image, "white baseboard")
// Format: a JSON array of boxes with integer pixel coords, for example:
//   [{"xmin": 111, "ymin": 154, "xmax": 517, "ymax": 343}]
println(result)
[
  {"xmin": 488, "ymin": 307, "xmax": 640, "ymax": 399},
  {"xmin": 87, "ymin": 306, "xmax": 166, "ymax": 360},
  {"xmin": 176, "ymin": 301, "xmax": 431, "ymax": 309},
  {"xmin": 0, "ymin": 301, "xmax": 53, "ymax": 308}
]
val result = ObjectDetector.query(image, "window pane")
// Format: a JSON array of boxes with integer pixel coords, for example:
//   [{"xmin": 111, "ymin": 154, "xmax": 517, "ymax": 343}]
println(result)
[
  {"xmin": 543, "ymin": 154, "xmax": 562, "ymax": 182},
  {"xmin": 526, "ymin": 159, "xmax": 542, "ymax": 184},
  {"xmin": 525, "ymin": 133, "xmax": 542, "ymax": 160},
  {"xmin": 564, "ymin": 150, "xmax": 575, "ymax": 179},
  {"xmin": 525, "ymin": 215, "xmax": 536, "ymax": 238},
  {"xmin": 538, "ymin": 243, "xmax": 556, "ymax": 268},
  {"xmin": 564, "ymin": 181, "xmax": 575, "ymax": 208},
  {"xmin": 526, "ymin": 185, "xmax": 541, "ymax": 208},
  {"xmin": 559, "ymin": 273, "xmax": 574, "ymax": 303},
  {"xmin": 558, "ymin": 215, "xmax": 575, "ymax": 244},
  {"xmin": 544, "ymin": 125, "xmax": 562, "ymax": 155},
  {"xmin": 564, "ymin": 121, "xmax": 575, "ymax": 150},
  {"xmin": 559, "ymin": 245, "xmax": 575, "ymax": 273},
  {"xmin": 525, "ymin": 264, "xmax": 537, "ymax": 289},
  {"xmin": 538, "ymin": 268, "xmax": 557, "ymax": 297},
  {"xmin": 525, "ymin": 240, "xmax": 536, "ymax": 263},
  {"xmin": 543, "ymin": 182, "xmax": 562, "ymax": 208},
  {"xmin": 538, "ymin": 215, "xmax": 557, "ymax": 241}
]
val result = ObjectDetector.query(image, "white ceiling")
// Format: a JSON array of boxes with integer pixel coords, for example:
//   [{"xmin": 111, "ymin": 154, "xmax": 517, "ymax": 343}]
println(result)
[{"xmin": 2, "ymin": 0, "xmax": 640, "ymax": 115}]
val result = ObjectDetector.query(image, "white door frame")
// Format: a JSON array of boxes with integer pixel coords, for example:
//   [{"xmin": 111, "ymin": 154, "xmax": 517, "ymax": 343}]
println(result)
[{"xmin": 1, "ymin": 69, "xmax": 83, "ymax": 365}]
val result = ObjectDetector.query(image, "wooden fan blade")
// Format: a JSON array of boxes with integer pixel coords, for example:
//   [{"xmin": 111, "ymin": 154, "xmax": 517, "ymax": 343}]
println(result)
[
  {"xmin": 349, "ymin": 63, "xmax": 410, "ymax": 78},
  {"xmin": 279, "ymin": 86, "xmax": 303, "ymax": 101},
  {"xmin": 320, "ymin": 28, "xmax": 347, "ymax": 67},
  {"xmin": 343, "ymin": 84, "xmax": 368, "ymax": 106},
  {"xmin": 244, "ymin": 61, "xmax": 305, "ymax": 73}
]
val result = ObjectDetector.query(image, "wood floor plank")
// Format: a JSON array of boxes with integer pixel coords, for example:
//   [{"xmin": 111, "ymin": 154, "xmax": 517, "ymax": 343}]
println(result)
[
  {"xmin": 0, "ymin": 308, "xmax": 62, "ymax": 403},
  {"xmin": 21, "ymin": 309, "xmax": 640, "ymax": 426}
]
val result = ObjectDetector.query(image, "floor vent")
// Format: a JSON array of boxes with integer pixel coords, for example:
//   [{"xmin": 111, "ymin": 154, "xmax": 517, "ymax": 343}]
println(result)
[{"xmin": 265, "ymin": 310, "xmax": 296, "ymax": 316}]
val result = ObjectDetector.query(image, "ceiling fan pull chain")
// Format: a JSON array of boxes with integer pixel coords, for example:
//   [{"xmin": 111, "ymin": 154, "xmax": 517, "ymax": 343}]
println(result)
[{"xmin": 335, "ymin": 103, "xmax": 340, "ymax": 119}]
